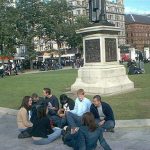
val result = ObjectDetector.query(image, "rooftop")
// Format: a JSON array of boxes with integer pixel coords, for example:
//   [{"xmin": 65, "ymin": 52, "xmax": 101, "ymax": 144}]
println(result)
[{"xmin": 125, "ymin": 14, "xmax": 150, "ymax": 25}]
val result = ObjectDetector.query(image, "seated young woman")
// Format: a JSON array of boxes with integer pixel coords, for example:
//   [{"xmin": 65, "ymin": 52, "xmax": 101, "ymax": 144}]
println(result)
[
  {"xmin": 17, "ymin": 96, "xmax": 33, "ymax": 134},
  {"xmin": 62, "ymin": 112, "xmax": 111, "ymax": 150},
  {"xmin": 31, "ymin": 103, "xmax": 62, "ymax": 145}
]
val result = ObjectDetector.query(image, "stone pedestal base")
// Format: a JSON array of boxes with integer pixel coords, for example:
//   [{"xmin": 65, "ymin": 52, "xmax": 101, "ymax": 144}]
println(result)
[{"xmin": 71, "ymin": 63, "xmax": 134, "ymax": 95}]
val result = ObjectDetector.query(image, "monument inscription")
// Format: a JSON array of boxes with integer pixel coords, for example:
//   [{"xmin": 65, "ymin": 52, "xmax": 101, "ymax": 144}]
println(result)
[
  {"xmin": 105, "ymin": 38, "xmax": 117, "ymax": 62},
  {"xmin": 85, "ymin": 39, "xmax": 101, "ymax": 63}
]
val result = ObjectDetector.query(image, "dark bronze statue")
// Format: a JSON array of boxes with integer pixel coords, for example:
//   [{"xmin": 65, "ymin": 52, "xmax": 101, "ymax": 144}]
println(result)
[{"xmin": 89, "ymin": 0, "xmax": 114, "ymax": 25}]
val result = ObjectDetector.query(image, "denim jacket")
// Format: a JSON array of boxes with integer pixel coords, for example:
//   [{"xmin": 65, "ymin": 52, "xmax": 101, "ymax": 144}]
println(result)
[{"xmin": 63, "ymin": 126, "xmax": 111, "ymax": 150}]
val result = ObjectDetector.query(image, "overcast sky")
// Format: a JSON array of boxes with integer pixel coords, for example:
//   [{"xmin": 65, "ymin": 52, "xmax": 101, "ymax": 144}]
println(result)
[{"xmin": 124, "ymin": 0, "xmax": 150, "ymax": 14}]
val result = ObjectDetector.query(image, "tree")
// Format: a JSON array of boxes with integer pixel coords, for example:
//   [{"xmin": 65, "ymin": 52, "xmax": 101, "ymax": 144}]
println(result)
[
  {"xmin": 0, "ymin": 0, "xmax": 18, "ymax": 63},
  {"xmin": 65, "ymin": 16, "xmax": 90, "ymax": 52},
  {"xmin": 43, "ymin": 0, "xmax": 71, "ymax": 63},
  {"xmin": 16, "ymin": 0, "xmax": 45, "ymax": 69}
]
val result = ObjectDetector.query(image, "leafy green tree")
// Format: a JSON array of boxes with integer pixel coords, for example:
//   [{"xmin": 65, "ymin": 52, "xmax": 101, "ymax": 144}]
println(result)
[
  {"xmin": 65, "ymin": 16, "xmax": 90, "ymax": 52},
  {"xmin": 16, "ymin": 0, "xmax": 45, "ymax": 68},
  {"xmin": 43, "ymin": 0, "xmax": 71, "ymax": 62},
  {"xmin": 0, "ymin": 0, "xmax": 18, "ymax": 63}
]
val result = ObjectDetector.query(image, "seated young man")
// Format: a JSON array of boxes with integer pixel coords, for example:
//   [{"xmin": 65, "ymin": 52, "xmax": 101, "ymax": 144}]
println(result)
[
  {"xmin": 43, "ymin": 88, "xmax": 59, "ymax": 115},
  {"xmin": 66, "ymin": 89, "xmax": 91, "ymax": 127},
  {"xmin": 90, "ymin": 95, "xmax": 115, "ymax": 132},
  {"xmin": 43, "ymin": 88, "xmax": 60, "ymax": 127}
]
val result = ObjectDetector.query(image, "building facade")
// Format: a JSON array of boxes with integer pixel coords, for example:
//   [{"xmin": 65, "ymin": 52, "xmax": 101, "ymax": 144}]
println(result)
[
  {"xmin": 106, "ymin": 0, "xmax": 125, "ymax": 46},
  {"xmin": 67, "ymin": 0, "xmax": 87, "ymax": 16},
  {"xmin": 68, "ymin": 0, "xmax": 125, "ymax": 46},
  {"xmin": 125, "ymin": 14, "xmax": 150, "ymax": 50}
]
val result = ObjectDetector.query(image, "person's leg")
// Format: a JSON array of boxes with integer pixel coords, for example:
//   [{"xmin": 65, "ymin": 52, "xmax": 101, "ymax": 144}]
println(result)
[
  {"xmin": 33, "ymin": 127, "xmax": 62, "ymax": 145},
  {"xmin": 47, "ymin": 127, "xmax": 62, "ymax": 142},
  {"xmin": 50, "ymin": 115, "xmax": 61, "ymax": 127},
  {"xmin": 18, "ymin": 127, "xmax": 32, "ymax": 139},
  {"xmin": 66, "ymin": 112, "xmax": 82, "ymax": 127},
  {"xmin": 60, "ymin": 117, "xmax": 67, "ymax": 128},
  {"xmin": 33, "ymin": 138, "xmax": 50, "ymax": 145},
  {"xmin": 101, "ymin": 120, "xmax": 115, "ymax": 131}
]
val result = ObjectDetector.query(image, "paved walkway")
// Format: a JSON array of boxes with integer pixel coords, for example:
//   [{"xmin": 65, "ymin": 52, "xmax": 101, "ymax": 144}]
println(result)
[
  {"xmin": 0, "ymin": 112, "xmax": 150, "ymax": 150},
  {"xmin": 22, "ymin": 66, "xmax": 73, "ymax": 75}
]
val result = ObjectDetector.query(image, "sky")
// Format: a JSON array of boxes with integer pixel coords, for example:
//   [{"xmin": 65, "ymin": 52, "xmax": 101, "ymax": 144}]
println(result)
[{"xmin": 124, "ymin": 0, "xmax": 150, "ymax": 14}]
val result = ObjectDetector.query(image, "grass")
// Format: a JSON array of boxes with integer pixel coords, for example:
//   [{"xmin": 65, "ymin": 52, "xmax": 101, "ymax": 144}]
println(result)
[
  {"xmin": 0, "ymin": 63, "xmax": 150, "ymax": 120},
  {"xmin": 0, "ymin": 70, "xmax": 76, "ymax": 109}
]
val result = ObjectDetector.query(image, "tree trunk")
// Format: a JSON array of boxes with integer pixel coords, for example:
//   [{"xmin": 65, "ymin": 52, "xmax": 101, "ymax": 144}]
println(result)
[
  {"xmin": 57, "ymin": 42, "xmax": 61, "ymax": 65},
  {"xmin": 30, "ymin": 59, "xmax": 33, "ymax": 70}
]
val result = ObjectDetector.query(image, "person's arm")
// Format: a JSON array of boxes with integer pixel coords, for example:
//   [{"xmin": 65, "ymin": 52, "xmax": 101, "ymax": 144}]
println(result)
[
  {"xmin": 103, "ymin": 104, "xmax": 114, "ymax": 122},
  {"xmin": 98, "ymin": 129, "xmax": 112, "ymax": 150},
  {"xmin": 77, "ymin": 130, "xmax": 86, "ymax": 150},
  {"xmin": 90, "ymin": 104, "xmax": 99, "ymax": 119},
  {"xmin": 68, "ymin": 99, "xmax": 75, "ymax": 110},
  {"xmin": 20, "ymin": 108, "xmax": 33, "ymax": 127},
  {"xmin": 70, "ymin": 99, "xmax": 78, "ymax": 114},
  {"xmin": 51, "ymin": 96, "xmax": 59, "ymax": 111}
]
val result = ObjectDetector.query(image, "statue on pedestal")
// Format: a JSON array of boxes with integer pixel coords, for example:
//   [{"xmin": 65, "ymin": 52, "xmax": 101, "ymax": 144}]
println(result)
[{"xmin": 89, "ymin": 0, "xmax": 114, "ymax": 26}]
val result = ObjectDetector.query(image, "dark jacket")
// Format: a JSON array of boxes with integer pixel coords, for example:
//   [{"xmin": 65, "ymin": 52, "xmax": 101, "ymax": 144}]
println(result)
[
  {"xmin": 63, "ymin": 126, "xmax": 111, "ymax": 150},
  {"xmin": 30, "ymin": 97, "xmax": 45, "ymax": 123},
  {"xmin": 90, "ymin": 102, "xmax": 115, "ymax": 123},
  {"xmin": 31, "ymin": 116, "xmax": 53, "ymax": 138},
  {"xmin": 45, "ymin": 95, "xmax": 59, "ymax": 115},
  {"xmin": 61, "ymin": 98, "xmax": 75, "ymax": 110}
]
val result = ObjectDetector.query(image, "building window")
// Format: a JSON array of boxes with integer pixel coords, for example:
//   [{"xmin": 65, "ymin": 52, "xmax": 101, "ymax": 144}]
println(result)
[
  {"xmin": 82, "ymin": 1, "xmax": 85, "ymax": 6},
  {"xmin": 77, "ymin": 1, "xmax": 80, "ymax": 5},
  {"xmin": 83, "ymin": 10, "xmax": 86, "ymax": 15},
  {"xmin": 77, "ymin": 10, "xmax": 81, "ymax": 15},
  {"xmin": 115, "ymin": 15, "xmax": 119, "ymax": 21},
  {"xmin": 131, "ymin": 39, "xmax": 133, "ymax": 43}
]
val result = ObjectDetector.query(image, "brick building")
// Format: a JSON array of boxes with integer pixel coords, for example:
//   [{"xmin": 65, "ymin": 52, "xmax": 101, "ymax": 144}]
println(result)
[{"xmin": 125, "ymin": 14, "xmax": 150, "ymax": 50}]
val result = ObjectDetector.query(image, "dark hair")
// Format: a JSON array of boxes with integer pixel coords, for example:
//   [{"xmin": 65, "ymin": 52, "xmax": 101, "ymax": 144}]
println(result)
[
  {"xmin": 43, "ymin": 88, "xmax": 51, "ymax": 95},
  {"xmin": 37, "ymin": 104, "xmax": 47, "ymax": 119},
  {"xmin": 20, "ymin": 96, "xmax": 32, "ymax": 110},
  {"xmin": 82, "ymin": 112, "xmax": 97, "ymax": 131},
  {"xmin": 60, "ymin": 94, "xmax": 69, "ymax": 105},
  {"xmin": 32, "ymin": 93, "xmax": 38, "ymax": 99},
  {"xmin": 93, "ymin": 95, "xmax": 101, "ymax": 102}
]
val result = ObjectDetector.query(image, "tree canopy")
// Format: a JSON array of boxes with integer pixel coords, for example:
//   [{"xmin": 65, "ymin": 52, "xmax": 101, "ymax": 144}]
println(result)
[{"xmin": 0, "ymin": 0, "xmax": 90, "ymax": 66}]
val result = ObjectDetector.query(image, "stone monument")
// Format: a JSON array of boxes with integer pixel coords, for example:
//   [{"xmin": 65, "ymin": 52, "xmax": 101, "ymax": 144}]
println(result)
[{"xmin": 71, "ymin": 0, "xmax": 134, "ymax": 95}]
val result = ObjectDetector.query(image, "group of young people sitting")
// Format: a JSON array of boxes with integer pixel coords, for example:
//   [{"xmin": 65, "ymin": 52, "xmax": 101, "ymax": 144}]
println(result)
[{"xmin": 17, "ymin": 88, "xmax": 115, "ymax": 150}]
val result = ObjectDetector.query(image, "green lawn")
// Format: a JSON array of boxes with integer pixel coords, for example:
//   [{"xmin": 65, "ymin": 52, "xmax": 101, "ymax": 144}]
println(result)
[{"xmin": 0, "ymin": 63, "xmax": 150, "ymax": 120}]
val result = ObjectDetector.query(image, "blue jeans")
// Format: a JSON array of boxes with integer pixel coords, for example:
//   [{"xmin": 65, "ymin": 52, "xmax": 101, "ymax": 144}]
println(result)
[
  {"xmin": 51, "ymin": 115, "xmax": 67, "ymax": 128},
  {"xmin": 66, "ymin": 112, "xmax": 82, "ymax": 127},
  {"xmin": 33, "ymin": 127, "xmax": 62, "ymax": 145},
  {"xmin": 95, "ymin": 119, "xmax": 115, "ymax": 131},
  {"xmin": 18, "ymin": 128, "xmax": 26, "ymax": 132}
]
